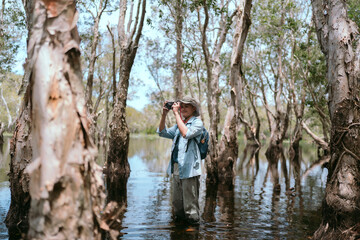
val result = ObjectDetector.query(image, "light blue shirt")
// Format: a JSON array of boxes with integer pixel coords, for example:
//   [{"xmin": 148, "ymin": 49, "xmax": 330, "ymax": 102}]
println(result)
[{"xmin": 157, "ymin": 116, "xmax": 203, "ymax": 179}]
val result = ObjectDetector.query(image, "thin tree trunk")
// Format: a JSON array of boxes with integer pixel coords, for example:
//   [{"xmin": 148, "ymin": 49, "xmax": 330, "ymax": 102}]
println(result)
[
  {"xmin": 106, "ymin": 25, "xmax": 117, "ymax": 108},
  {"xmin": 25, "ymin": 1, "xmax": 105, "ymax": 238},
  {"xmin": 288, "ymin": 37, "xmax": 306, "ymax": 167},
  {"xmin": 264, "ymin": 0, "xmax": 291, "ymax": 190},
  {"xmin": 107, "ymin": 0, "xmax": 146, "ymax": 203},
  {"xmin": 301, "ymin": 121, "xmax": 329, "ymax": 153},
  {"xmin": 0, "ymin": 122, "xmax": 4, "ymax": 153},
  {"xmin": 85, "ymin": 0, "xmax": 108, "ymax": 109},
  {"xmin": 174, "ymin": 0, "xmax": 183, "ymax": 100},
  {"xmin": 312, "ymin": 0, "xmax": 360, "ymax": 238},
  {"xmin": 83, "ymin": 0, "xmax": 108, "ymax": 143},
  {"xmin": 217, "ymin": 0, "xmax": 252, "ymax": 185}
]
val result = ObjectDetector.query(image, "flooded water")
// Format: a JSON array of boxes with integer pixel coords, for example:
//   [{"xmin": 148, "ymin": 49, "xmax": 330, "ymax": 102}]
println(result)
[{"xmin": 0, "ymin": 135, "xmax": 326, "ymax": 239}]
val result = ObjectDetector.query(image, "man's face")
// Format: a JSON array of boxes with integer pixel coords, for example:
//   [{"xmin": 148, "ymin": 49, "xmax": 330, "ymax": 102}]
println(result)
[{"xmin": 180, "ymin": 103, "xmax": 196, "ymax": 119}]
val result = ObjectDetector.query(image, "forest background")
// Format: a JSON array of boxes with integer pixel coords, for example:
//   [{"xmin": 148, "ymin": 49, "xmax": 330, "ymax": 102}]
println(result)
[{"xmin": 1, "ymin": 0, "xmax": 359, "ymax": 137}]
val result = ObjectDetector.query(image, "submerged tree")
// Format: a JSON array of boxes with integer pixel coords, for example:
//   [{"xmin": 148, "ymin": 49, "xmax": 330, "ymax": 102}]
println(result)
[
  {"xmin": 24, "ymin": 0, "xmax": 105, "ymax": 238},
  {"xmin": 217, "ymin": 0, "xmax": 253, "ymax": 185},
  {"xmin": 107, "ymin": 0, "xmax": 146, "ymax": 203},
  {"xmin": 199, "ymin": 0, "xmax": 236, "ymax": 184},
  {"xmin": 312, "ymin": 0, "xmax": 360, "ymax": 238}
]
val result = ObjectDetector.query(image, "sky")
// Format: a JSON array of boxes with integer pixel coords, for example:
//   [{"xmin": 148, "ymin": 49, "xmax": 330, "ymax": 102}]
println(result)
[{"xmin": 12, "ymin": 2, "xmax": 158, "ymax": 112}]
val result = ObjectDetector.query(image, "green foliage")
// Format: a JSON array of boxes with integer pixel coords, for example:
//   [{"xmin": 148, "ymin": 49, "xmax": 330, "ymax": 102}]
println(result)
[
  {"xmin": 0, "ymin": 0, "xmax": 25, "ymax": 74},
  {"xmin": 348, "ymin": 0, "xmax": 360, "ymax": 27},
  {"xmin": 125, "ymin": 105, "xmax": 160, "ymax": 134}
]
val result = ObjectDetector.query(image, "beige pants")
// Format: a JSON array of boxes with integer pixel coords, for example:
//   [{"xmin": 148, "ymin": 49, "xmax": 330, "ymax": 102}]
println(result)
[{"xmin": 172, "ymin": 163, "xmax": 200, "ymax": 223}]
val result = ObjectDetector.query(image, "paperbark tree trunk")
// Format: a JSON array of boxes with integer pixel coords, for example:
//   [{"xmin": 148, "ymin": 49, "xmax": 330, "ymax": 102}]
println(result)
[
  {"xmin": 263, "ymin": 0, "xmax": 291, "ymax": 190},
  {"xmin": 5, "ymin": 0, "xmax": 34, "ymax": 237},
  {"xmin": 288, "ymin": 39, "xmax": 306, "ymax": 168},
  {"xmin": 5, "ymin": 91, "xmax": 32, "ymax": 238},
  {"xmin": 312, "ymin": 0, "xmax": 360, "ymax": 238},
  {"xmin": 174, "ymin": 0, "xmax": 183, "ymax": 100},
  {"xmin": 24, "ymin": 1, "xmax": 106, "ymax": 238},
  {"xmin": 107, "ymin": 0, "xmax": 146, "ymax": 203},
  {"xmin": 106, "ymin": 25, "xmax": 117, "ymax": 109},
  {"xmin": 200, "ymin": 0, "xmax": 237, "ymax": 184},
  {"xmin": 217, "ymin": 0, "xmax": 252, "ymax": 185}
]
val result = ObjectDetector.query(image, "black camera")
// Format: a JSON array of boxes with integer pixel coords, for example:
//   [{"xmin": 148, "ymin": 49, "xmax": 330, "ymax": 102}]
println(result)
[{"xmin": 165, "ymin": 101, "xmax": 175, "ymax": 110}]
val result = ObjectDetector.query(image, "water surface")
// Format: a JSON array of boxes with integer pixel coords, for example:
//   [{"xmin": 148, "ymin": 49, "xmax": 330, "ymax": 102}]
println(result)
[{"xmin": 0, "ymin": 136, "xmax": 326, "ymax": 239}]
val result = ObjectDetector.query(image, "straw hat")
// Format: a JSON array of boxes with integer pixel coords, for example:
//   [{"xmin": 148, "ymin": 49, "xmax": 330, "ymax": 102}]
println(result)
[{"xmin": 179, "ymin": 96, "xmax": 200, "ymax": 117}]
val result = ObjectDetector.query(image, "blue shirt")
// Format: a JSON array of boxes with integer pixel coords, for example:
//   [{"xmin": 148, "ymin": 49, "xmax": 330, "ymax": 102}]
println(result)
[{"xmin": 157, "ymin": 116, "xmax": 204, "ymax": 179}]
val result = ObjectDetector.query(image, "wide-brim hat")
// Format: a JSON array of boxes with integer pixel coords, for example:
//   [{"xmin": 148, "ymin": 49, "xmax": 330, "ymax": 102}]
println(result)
[{"xmin": 179, "ymin": 96, "xmax": 200, "ymax": 117}]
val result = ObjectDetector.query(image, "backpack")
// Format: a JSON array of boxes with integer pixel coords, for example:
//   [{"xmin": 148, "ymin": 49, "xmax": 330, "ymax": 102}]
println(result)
[{"xmin": 194, "ymin": 127, "xmax": 209, "ymax": 159}]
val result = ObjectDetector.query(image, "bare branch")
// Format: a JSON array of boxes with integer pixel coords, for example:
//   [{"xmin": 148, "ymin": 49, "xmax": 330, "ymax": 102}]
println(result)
[{"xmin": 302, "ymin": 121, "xmax": 329, "ymax": 151}]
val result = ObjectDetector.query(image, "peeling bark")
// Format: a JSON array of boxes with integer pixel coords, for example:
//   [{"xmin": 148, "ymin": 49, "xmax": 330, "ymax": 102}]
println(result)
[
  {"xmin": 312, "ymin": 0, "xmax": 360, "ymax": 238},
  {"xmin": 25, "ymin": 1, "xmax": 105, "ymax": 238},
  {"xmin": 216, "ymin": 0, "xmax": 252, "ymax": 185},
  {"xmin": 5, "ymin": 0, "xmax": 34, "ymax": 237},
  {"xmin": 5, "ymin": 90, "xmax": 32, "ymax": 238}
]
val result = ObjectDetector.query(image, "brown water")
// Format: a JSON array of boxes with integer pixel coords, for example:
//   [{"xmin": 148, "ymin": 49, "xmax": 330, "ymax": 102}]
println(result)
[{"xmin": 0, "ymin": 136, "xmax": 326, "ymax": 239}]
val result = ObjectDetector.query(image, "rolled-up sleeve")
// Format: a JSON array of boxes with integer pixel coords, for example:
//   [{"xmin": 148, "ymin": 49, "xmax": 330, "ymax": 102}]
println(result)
[
  {"xmin": 157, "ymin": 125, "xmax": 178, "ymax": 139},
  {"xmin": 184, "ymin": 119, "xmax": 203, "ymax": 139}
]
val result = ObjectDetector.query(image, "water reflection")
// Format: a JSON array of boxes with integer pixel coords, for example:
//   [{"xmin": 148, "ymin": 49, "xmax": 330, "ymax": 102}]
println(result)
[
  {"xmin": 0, "ymin": 136, "xmax": 326, "ymax": 239},
  {"xmin": 118, "ymin": 136, "xmax": 325, "ymax": 239}
]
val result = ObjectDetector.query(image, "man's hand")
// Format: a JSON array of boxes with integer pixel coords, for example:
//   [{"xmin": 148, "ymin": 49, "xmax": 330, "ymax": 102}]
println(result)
[
  {"xmin": 172, "ymin": 102, "xmax": 180, "ymax": 115},
  {"xmin": 162, "ymin": 101, "xmax": 170, "ymax": 116}
]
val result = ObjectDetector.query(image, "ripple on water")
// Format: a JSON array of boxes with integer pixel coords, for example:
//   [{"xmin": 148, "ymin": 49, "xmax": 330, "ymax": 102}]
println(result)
[{"xmin": 0, "ymin": 182, "xmax": 10, "ymax": 240}]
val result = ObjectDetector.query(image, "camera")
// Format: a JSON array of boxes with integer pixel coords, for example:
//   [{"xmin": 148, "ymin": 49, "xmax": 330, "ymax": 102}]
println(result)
[{"xmin": 165, "ymin": 101, "xmax": 175, "ymax": 110}]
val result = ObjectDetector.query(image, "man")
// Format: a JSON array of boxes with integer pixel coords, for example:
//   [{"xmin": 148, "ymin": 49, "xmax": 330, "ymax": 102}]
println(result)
[{"xmin": 157, "ymin": 96, "xmax": 203, "ymax": 224}]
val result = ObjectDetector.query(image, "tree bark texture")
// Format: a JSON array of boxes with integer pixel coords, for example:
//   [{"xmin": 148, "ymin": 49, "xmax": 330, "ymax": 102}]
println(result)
[
  {"xmin": 107, "ymin": 0, "xmax": 146, "ymax": 203},
  {"xmin": 25, "ymin": 1, "xmax": 106, "ymax": 238},
  {"xmin": 5, "ymin": 0, "xmax": 34, "ymax": 237},
  {"xmin": 5, "ymin": 90, "xmax": 32, "ymax": 238},
  {"xmin": 174, "ymin": 0, "xmax": 183, "ymax": 100},
  {"xmin": 201, "ymin": 0, "xmax": 236, "ymax": 184},
  {"xmin": 312, "ymin": 0, "xmax": 360, "ymax": 238},
  {"xmin": 216, "ymin": 0, "xmax": 252, "ymax": 185}
]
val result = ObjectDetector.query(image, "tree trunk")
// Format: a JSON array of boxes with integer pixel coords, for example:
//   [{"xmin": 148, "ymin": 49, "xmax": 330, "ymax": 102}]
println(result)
[
  {"xmin": 5, "ymin": 90, "xmax": 32, "ymax": 238},
  {"xmin": 312, "ymin": 0, "xmax": 360, "ymax": 238},
  {"xmin": 25, "ymin": 1, "xmax": 105, "ymax": 238},
  {"xmin": 174, "ymin": 0, "xmax": 183, "ymax": 100},
  {"xmin": 5, "ymin": 0, "xmax": 34, "ymax": 237},
  {"xmin": 200, "ymin": 0, "xmax": 237, "ymax": 184},
  {"xmin": 0, "ymin": 122, "xmax": 4, "ymax": 153},
  {"xmin": 263, "ymin": 0, "xmax": 291, "ymax": 191},
  {"xmin": 217, "ymin": 0, "xmax": 252, "ymax": 185},
  {"xmin": 202, "ymin": 182, "xmax": 218, "ymax": 222},
  {"xmin": 107, "ymin": 0, "xmax": 146, "ymax": 203},
  {"xmin": 106, "ymin": 25, "xmax": 117, "ymax": 108}
]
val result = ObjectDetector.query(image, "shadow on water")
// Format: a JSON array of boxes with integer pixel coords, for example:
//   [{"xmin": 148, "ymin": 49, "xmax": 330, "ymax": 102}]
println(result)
[{"xmin": 0, "ymin": 135, "xmax": 327, "ymax": 239}]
